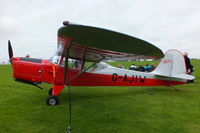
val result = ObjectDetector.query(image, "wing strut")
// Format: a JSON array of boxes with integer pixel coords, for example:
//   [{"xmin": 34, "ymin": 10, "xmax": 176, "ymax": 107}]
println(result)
[
  {"xmin": 63, "ymin": 39, "xmax": 72, "ymax": 133},
  {"xmin": 63, "ymin": 40, "xmax": 105, "ymax": 133},
  {"xmin": 66, "ymin": 56, "xmax": 105, "ymax": 84}
]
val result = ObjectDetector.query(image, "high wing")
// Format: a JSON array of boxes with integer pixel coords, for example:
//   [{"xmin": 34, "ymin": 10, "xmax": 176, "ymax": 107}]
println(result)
[{"xmin": 58, "ymin": 21, "xmax": 164, "ymax": 62}]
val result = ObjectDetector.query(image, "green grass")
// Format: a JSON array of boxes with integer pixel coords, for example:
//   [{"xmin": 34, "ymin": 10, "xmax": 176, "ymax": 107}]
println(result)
[{"xmin": 0, "ymin": 60, "xmax": 200, "ymax": 133}]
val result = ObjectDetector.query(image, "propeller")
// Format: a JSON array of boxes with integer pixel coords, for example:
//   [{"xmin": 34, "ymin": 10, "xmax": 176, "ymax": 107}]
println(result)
[{"xmin": 8, "ymin": 40, "xmax": 13, "ymax": 63}]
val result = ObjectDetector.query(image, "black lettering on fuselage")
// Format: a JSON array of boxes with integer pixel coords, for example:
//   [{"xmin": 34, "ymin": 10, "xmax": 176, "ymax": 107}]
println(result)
[
  {"xmin": 135, "ymin": 75, "xmax": 138, "ymax": 83},
  {"xmin": 123, "ymin": 74, "xmax": 128, "ymax": 82},
  {"xmin": 140, "ymin": 76, "xmax": 146, "ymax": 83},
  {"xmin": 112, "ymin": 73, "xmax": 146, "ymax": 84},
  {"xmin": 128, "ymin": 75, "xmax": 134, "ymax": 83},
  {"xmin": 112, "ymin": 73, "xmax": 118, "ymax": 81}
]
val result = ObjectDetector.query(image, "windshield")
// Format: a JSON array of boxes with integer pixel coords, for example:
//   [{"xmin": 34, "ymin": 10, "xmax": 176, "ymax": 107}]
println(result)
[{"xmin": 49, "ymin": 42, "xmax": 64, "ymax": 64}]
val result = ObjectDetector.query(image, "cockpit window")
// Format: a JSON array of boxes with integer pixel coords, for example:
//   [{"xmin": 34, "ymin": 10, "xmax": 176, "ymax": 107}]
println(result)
[
  {"xmin": 49, "ymin": 40, "xmax": 109, "ymax": 72},
  {"xmin": 56, "ymin": 43, "xmax": 64, "ymax": 56},
  {"xmin": 60, "ymin": 58, "xmax": 107, "ymax": 72},
  {"xmin": 84, "ymin": 62, "xmax": 107, "ymax": 72},
  {"xmin": 49, "ymin": 42, "xmax": 64, "ymax": 64},
  {"xmin": 52, "ymin": 56, "xmax": 61, "ymax": 64}
]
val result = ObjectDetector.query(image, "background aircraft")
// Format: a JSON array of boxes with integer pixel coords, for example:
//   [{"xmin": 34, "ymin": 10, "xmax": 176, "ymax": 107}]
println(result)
[{"xmin": 8, "ymin": 21, "xmax": 195, "ymax": 106}]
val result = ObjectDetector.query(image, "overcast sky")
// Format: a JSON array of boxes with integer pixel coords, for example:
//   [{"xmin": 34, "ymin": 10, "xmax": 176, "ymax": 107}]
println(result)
[{"xmin": 1, "ymin": 0, "xmax": 200, "ymax": 63}]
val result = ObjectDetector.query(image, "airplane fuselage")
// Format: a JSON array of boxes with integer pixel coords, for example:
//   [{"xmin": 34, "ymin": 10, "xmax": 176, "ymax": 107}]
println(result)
[
  {"xmin": 12, "ymin": 57, "xmax": 187, "ymax": 88},
  {"xmin": 11, "ymin": 53, "xmax": 190, "ymax": 106}
]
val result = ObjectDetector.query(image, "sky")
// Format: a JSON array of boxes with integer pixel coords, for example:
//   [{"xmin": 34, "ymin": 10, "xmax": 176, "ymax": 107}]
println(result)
[{"xmin": 1, "ymin": 0, "xmax": 200, "ymax": 63}]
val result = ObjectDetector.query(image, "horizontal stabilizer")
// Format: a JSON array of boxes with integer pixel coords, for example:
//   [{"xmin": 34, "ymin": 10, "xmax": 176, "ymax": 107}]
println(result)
[
  {"xmin": 171, "ymin": 74, "xmax": 195, "ymax": 80},
  {"xmin": 155, "ymin": 73, "xmax": 195, "ymax": 80}
]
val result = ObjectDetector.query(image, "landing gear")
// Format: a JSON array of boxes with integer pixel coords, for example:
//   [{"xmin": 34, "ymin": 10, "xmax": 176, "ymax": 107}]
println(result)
[
  {"xmin": 46, "ymin": 95, "xmax": 59, "ymax": 105},
  {"xmin": 48, "ymin": 88, "xmax": 53, "ymax": 95},
  {"xmin": 46, "ymin": 85, "xmax": 63, "ymax": 105}
]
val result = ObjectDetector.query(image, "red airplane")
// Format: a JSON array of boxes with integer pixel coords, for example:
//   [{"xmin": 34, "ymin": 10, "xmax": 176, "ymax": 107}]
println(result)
[{"xmin": 8, "ymin": 21, "xmax": 195, "ymax": 106}]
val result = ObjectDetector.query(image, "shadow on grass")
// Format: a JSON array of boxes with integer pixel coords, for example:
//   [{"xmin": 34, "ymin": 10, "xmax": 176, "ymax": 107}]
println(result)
[{"xmin": 58, "ymin": 86, "xmax": 186, "ymax": 104}]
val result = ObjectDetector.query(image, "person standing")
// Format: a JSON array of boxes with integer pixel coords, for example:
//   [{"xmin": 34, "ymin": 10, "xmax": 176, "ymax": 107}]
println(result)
[
  {"xmin": 183, "ymin": 52, "xmax": 193, "ymax": 74},
  {"xmin": 144, "ymin": 64, "xmax": 151, "ymax": 72},
  {"xmin": 128, "ymin": 64, "xmax": 137, "ymax": 70},
  {"xmin": 137, "ymin": 64, "xmax": 144, "ymax": 72}
]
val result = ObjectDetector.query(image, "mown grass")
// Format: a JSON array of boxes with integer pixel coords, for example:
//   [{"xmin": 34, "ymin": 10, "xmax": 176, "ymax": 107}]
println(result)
[{"xmin": 0, "ymin": 60, "xmax": 200, "ymax": 133}]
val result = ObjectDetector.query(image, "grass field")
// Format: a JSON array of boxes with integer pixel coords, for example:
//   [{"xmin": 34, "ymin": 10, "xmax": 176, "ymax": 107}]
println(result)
[{"xmin": 0, "ymin": 60, "xmax": 200, "ymax": 133}]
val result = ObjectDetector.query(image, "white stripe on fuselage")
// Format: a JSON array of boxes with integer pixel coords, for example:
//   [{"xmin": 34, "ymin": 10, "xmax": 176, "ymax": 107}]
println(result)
[{"xmin": 86, "ymin": 64, "xmax": 186, "ymax": 82}]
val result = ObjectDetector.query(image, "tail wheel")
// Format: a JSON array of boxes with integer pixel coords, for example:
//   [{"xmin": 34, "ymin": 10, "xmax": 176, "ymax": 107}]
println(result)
[
  {"xmin": 46, "ymin": 95, "xmax": 59, "ymax": 106},
  {"xmin": 48, "ymin": 88, "xmax": 53, "ymax": 95}
]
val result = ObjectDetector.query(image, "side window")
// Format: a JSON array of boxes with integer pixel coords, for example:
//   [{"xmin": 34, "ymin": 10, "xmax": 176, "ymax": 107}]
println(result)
[
  {"xmin": 68, "ymin": 59, "xmax": 82, "ymax": 70},
  {"xmin": 84, "ymin": 62, "xmax": 106, "ymax": 72},
  {"xmin": 61, "ymin": 58, "xmax": 82, "ymax": 70},
  {"xmin": 58, "ymin": 57, "xmax": 106, "ymax": 72}
]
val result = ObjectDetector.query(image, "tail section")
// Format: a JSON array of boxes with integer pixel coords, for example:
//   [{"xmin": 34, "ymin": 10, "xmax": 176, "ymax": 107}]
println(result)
[{"xmin": 152, "ymin": 49, "xmax": 195, "ymax": 80}]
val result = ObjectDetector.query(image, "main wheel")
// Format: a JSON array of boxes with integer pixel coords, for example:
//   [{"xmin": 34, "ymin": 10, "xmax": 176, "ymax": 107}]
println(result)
[
  {"xmin": 48, "ymin": 88, "xmax": 53, "ymax": 95},
  {"xmin": 46, "ymin": 95, "xmax": 59, "ymax": 106}
]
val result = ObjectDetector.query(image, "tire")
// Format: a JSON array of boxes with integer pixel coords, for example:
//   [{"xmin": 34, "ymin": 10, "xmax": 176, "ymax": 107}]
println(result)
[
  {"xmin": 48, "ymin": 88, "xmax": 53, "ymax": 95},
  {"xmin": 46, "ymin": 95, "xmax": 59, "ymax": 106}
]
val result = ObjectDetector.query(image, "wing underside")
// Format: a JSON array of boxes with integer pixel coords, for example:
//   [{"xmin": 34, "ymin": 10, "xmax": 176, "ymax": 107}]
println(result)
[{"xmin": 68, "ymin": 42, "xmax": 155, "ymax": 62}]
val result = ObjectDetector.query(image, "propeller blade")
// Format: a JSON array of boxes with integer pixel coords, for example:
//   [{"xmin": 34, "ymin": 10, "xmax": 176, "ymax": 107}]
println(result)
[{"xmin": 8, "ymin": 40, "xmax": 13, "ymax": 63}]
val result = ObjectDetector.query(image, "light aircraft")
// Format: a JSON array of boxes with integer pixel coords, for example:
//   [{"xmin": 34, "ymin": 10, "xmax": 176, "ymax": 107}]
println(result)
[{"xmin": 8, "ymin": 21, "xmax": 195, "ymax": 106}]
